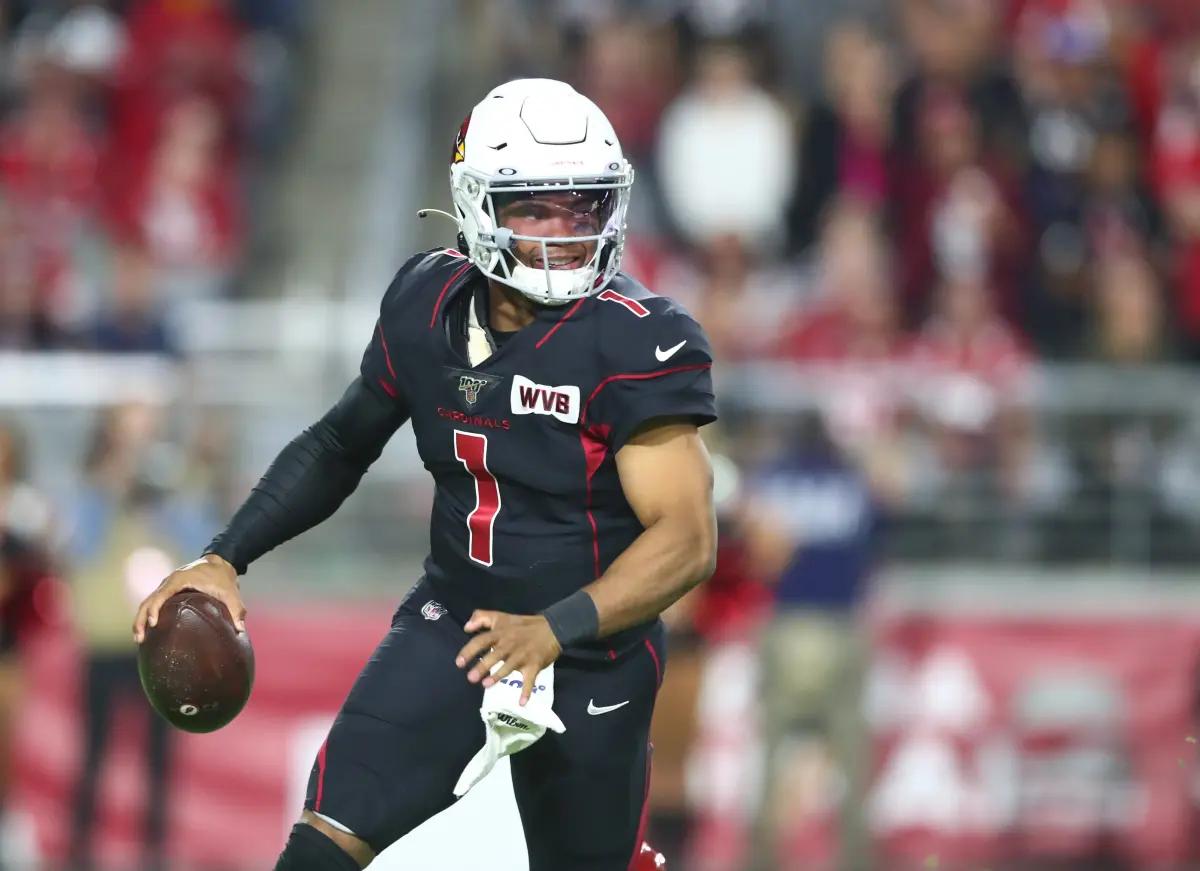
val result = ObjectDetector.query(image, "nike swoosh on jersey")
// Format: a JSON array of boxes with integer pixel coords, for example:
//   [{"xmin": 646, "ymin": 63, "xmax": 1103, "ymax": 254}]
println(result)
[
  {"xmin": 654, "ymin": 340, "xmax": 687, "ymax": 362},
  {"xmin": 587, "ymin": 699, "xmax": 631, "ymax": 716}
]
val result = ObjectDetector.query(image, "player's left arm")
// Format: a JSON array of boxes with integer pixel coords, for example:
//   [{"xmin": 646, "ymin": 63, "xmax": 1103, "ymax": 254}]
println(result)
[{"xmin": 586, "ymin": 417, "xmax": 716, "ymax": 635}]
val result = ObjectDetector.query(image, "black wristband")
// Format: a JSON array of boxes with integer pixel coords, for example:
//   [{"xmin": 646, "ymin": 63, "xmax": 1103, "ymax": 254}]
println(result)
[{"xmin": 542, "ymin": 590, "xmax": 599, "ymax": 648}]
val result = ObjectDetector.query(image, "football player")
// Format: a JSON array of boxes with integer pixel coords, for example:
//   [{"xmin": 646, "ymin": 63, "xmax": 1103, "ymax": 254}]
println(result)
[{"xmin": 134, "ymin": 78, "xmax": 715, "ymax": 870}]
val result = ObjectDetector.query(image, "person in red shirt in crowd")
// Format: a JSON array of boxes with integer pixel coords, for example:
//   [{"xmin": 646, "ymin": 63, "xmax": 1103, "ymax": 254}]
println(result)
[
  {"xmin": 777, "ymin": 198, "xmax": 903, "ymax": 365},
  {"xmin": 107, "ymin": 0, "xmax": 245, "ymax": 179},
  {"xmin": 106, "ymin": 93, "xmax": 240, "ymax": 294},
  {"xmin": 908, "ymin": 275, "xmax": 1036, "ymax": 514},
  {"xmin": 892, "ymin": 87, "xmax": 1030, "ymax": 328},
  {"xmin": 773, "ymin": 199, "xmax": 914, "ymax": 505},
  {"xmin": 0, "ymin": 57, "xmax": 102, "ymax": 344}
]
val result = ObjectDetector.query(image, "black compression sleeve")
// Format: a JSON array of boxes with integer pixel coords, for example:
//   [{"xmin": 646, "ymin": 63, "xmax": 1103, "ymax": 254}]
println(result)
[{"xmin": 205, "ymin": 377, "xmax": 408, "ymax": 574}]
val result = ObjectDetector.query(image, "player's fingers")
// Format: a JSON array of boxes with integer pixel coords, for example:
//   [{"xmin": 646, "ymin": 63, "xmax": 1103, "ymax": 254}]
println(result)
[
  {"xmin": 211, "ymin": 587, "xmax": 247, "ymax": 632},
  {"xmin": 132, "ymin": 599, "xmax": 151, "ymax": 642},
  {"xmin": 470, "ymin": 647, "xmax": 507, "ymax": 685},
  {"xmin": 517, "ymin": 664, "xmax": 538, "ymax": 706},
  {"xmin": 485, "ymin": 658, "xmax": 517, "ymax": 687},
  {"xmin": 472, "ymin": 652, "xmax": 506, "ymax": 691},
  {"xmin": 145, "ymin": 587, "xmax": 170, "ymax": 629},
  {"xmin": 465, "ymin": 610, "xmax": 497, "ymax": 633},
  {"xmin": 456, "ymin": 631, "xmax": 497, "ymax": 670}
]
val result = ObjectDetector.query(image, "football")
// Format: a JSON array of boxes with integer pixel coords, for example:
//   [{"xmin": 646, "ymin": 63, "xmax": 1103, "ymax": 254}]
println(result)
[{"xmin": 137, "ymin": 590, "xmax": 255, "ymax": 733}]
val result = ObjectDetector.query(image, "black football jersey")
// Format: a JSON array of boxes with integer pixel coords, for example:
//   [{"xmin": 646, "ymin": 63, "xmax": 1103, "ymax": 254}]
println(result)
[{"xmin": 360, "ymin": 249, "xmax": 717, "ymax": 656}]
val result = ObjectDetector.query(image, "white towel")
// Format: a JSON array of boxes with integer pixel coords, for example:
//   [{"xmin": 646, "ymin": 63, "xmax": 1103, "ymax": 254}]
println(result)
[{"xmin": 453, "ymin": 663, "xmax": 565, "ymax": 797}]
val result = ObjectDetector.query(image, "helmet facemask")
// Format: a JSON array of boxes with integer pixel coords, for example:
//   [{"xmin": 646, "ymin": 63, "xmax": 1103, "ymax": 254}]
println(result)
[{"xmin": 451, "ymin": 167, "xmax": 634, "ymax": 307}]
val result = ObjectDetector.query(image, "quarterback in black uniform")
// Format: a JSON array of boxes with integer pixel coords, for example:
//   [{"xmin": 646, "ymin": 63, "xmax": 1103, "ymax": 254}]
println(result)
[{"xmin": 134, "ymin": 78, "xmax": 716, "ymax": 871}]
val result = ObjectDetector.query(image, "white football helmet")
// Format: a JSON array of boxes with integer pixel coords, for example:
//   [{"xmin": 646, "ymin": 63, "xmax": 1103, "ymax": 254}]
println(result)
[{"xmin": 447, "ymin": 79, "xmax": 634, "ymax": 306}]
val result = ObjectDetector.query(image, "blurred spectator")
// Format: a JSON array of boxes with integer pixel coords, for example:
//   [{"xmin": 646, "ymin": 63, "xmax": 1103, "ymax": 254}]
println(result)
[
  {"xmin": 740, "ymin": 412, "xmax": 877, "ymax": 871},
  {"xmin": 657, "ymin": 38, "xmax": 794, "ymax": 252},
  {"xmin": 1086, "ymin": 252, "xmax": 1174, "ymax": 363},
  {"xmin": 773, "ymin": 200, "xmax": 914, "ymax": 502},
  {"xmin": 108, "ymin": 94, "xmax": 240, "ymax": 300},
  {"xmin": 108, "ymin": 0, "xmax": 245, "ymax": 173},
  {"xmin": 893, "ymin": 0, "xmax": 1027, "ymax": 169},
  {"xmin": 1083, "ymin": 124, "xmax": 1160, "ymax": 258},
  {"xmin": 6, "ymin": 1, "xmax": 126, "ymax": 113},
  {"xmin": 0, "ymin": 419, "xmax": 55, "ymax": 867},
  {"xmin": 908, "ymin": 276, "xmax": 1046, "ymax": 552},
  {"xmin": 776, "ymin": 198, "xmax": 901, "ymax": 364},
  {"xmin": 67, "ymin": 402, "xmax": 219, "ymax": 871},
  {"xmin": 0, "ymin": 53, "xmax": 102, "ymax": 343},
  {"xmin": 787, "ymin": 21, "xmax": 894, "ymax": 254},
  {"xmin": 909, "ymin": 276, "xmax": 1032, "ymax": 460},
  {"xmin": 0, "ymin": 418, "xmax": 53, "ymax": 548},
  {"xmin": 657, "ymin": 232, "xmax": 803, "ymax": 362},
  {"xmin": 892, "ymin": 87, "xmax": 1030, "ymax": 327},
  {"xmin": 90, "ymin": 240, "xmax": 176, "ymax": 354},
  {"xmin": 1015, "ymin": 0, "xmax": 1140, "ymax": 352},
  {"xmin": 1152, "ymin": 33, "xmax": 1200, "ymax": 358},
  {"xmin": 577, "ymin": 18, "xmax": 678, "ymax": 166}
]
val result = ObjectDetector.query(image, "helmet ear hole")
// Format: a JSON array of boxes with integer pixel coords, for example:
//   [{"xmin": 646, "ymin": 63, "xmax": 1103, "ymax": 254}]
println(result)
[{"xmin": 456, "ymin": 231, "xmax": 470, "ymax": 256}]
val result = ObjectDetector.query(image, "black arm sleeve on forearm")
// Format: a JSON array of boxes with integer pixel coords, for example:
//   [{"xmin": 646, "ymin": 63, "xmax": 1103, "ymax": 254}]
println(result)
[{"xmin": 205, "ymin": 376, "xmax": 409, "ymax": 574}]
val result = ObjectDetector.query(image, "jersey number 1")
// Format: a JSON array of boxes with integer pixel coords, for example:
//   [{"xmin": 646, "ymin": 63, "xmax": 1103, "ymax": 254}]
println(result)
[{"xmin": 453, "ymin": 430, "xmax": 500, "ymax": 566}]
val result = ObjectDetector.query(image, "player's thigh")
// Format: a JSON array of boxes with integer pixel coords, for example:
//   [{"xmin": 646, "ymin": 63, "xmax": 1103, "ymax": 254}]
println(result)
[
  {"xmin": 511, "ymin": 626, "xmax": 664, "ymax": 871},
  {"xmin": 303, "ymin": 596, "xmax": 483, "ymax": 855}
]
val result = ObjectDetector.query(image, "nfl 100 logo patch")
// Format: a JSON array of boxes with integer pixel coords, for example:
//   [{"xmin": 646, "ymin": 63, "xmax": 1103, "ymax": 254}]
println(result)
[
  {"xmin": 421, "ymin": 600, "xmax": 447, "ymax": 621},
  {"xmin": 446, "ymin": 367, "xmax": 502, "ymax": 408},
  {"xmin": 458, "ymin": 375, "xmax": 490, "ymax": 406}
]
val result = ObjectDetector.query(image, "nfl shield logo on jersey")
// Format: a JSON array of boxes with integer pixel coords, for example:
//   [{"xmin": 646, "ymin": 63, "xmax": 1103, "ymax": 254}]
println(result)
[
  {"xmin": 421, "ymin": 600, "xmax": 447, "ymax": 621},
  {"xmin": 458, "ymin": 375, "xmax": 489, "ymax": 406}
]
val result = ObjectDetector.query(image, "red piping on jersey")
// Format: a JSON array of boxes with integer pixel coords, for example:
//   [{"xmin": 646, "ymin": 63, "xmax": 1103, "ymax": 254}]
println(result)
[
  {"xmin": 429, "ymin": 262, "xmax": 473, "ymax": 328},
  {"xmin": 579, "ymin": 424, "xmax": 611, "ymax": 580},
  {"xmin": 376, "ymin": 321, "xmax": 397, "ymax": 380},
  {"xmin": 535, "ymin": 295, "xmax": 587, "ymax": 349},
  {"xmin": 377, "ymin": 377, "xmax": 398, "ymax": 398},
  {"xmin": 580, "ymin": 364, "xmax": 713, "ymax": 426},
  {"xmin": 644, "ymin": 638, "xmax": 662, "ymax": 688},
  {"xmin": 628, "ymin": 744, "xmax": 654, "ymax": 870},
  {"xmin": 314, "ymin": 738, "xmax": 328, "ymax": 810}
]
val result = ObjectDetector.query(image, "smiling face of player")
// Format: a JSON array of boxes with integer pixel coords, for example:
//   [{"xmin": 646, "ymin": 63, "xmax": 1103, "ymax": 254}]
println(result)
[{"xmin": 493, "ymin": 190, "xmax": 606, "ymax": 270}]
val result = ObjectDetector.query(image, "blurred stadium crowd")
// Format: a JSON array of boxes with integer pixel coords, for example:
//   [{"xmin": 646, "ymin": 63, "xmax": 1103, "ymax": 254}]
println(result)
[
  {"xmin": 0, "ymin": 0, "xmax": 1199, "ymax": 869},
  {"xmin": 0, "ymin": 0, "xmax": 310, "ymax": 353}
]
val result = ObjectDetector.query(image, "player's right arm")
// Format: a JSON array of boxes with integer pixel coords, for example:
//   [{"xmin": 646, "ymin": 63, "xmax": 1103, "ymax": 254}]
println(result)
[{"xmin": 134, "ymin": 259, "xmax": 422, "ymax": 643}]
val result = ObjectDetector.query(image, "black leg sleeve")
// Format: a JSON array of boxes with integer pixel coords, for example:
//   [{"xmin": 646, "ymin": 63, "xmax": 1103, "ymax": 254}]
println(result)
[
  {"xmin": 274, "ymin": 823, "xmax": 364, "ymax": 871},
  {"xmin": 206, "ymin": 377, "xmax": 408, "ymax": 574}
]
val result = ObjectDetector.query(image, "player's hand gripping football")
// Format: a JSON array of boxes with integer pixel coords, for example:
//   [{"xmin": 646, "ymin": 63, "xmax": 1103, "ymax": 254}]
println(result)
[
  {"xmin": 456, "ymin": 610, "xmax": 562, "ymax": 705},
  {"xmin": 133, "ymin": 553, "xmax": 246, "ymax": 643}
]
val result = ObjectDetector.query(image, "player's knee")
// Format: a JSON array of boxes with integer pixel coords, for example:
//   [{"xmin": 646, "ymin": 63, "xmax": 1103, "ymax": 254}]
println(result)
[{"xmin": 274, "ymin": 817, "xmax": 372, "ymax": 871}]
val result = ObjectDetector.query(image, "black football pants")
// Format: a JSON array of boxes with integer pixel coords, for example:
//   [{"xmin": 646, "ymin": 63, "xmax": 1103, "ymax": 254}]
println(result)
[{"xmin": 301, "ymin": 580, "xmax": 664, "ymax": 871}]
